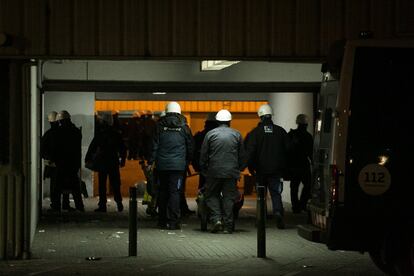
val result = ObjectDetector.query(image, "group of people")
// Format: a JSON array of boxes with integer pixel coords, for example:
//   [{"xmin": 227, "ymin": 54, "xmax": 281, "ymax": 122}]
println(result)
[
  {"xmin": 41, "ymin": 110, "xmax": 84, "ymax": 212},
  {"xmin": 41, "ymin": 102, "xmax": 313, "ymax": 235},
  {"xmin": 149, "ymin": 102, "xmax": 312, "ymax": 233}
]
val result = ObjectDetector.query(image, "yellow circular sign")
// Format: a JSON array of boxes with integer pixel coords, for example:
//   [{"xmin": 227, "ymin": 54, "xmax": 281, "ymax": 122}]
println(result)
[{"xmin": 358, "ymin": 164, "xmax": 391, "ymax": 196}]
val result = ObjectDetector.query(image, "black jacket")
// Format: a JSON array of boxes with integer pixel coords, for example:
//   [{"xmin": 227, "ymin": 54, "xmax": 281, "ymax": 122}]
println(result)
[
  {"xmin": 150, "ymin": 113, "xmax": 193, "ymax": 171},
  {"xmin": 53, "ymin": 119, "xmax": 82, "ymax": 175},
  {"xmin": 246, "ymin": 118, "xmax": 288, "ymax": 176},
  {"xmin": 85, "ymin": 124, "xmax": 127, "ymax": 171},
  {"xmin": 200, "ymin": 124, "xmax": 246, "ymax": 179},
  {"xmin": 40, "ymin": 122, "xmax": 59, "ymax": 162},
  {"xmin": 192, "ymin": 121, "xmax": 218, "ymax": 172},
  {"xmin": 286, "ymin": 126, "xmax": 313, "ymax": 170}
]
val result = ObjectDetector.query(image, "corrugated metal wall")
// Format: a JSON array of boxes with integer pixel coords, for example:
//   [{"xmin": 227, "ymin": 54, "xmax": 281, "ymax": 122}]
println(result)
[
  {"xmin": 0, "ymin": 173, "xmax": 25, "ymax": 260},
  {"xmin": 0, "ymin": 0, "xmax": 413, "ymax": 60}
]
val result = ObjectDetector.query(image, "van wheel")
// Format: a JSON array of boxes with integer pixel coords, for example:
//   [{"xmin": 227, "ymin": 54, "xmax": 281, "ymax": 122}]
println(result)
[
  {"xmin": 393, "ymin": 231, "xmax": 414, "ymax": 276},
  {"xmin": 369, "ymin": 247, "xmax": 396, "ymax": 275}
]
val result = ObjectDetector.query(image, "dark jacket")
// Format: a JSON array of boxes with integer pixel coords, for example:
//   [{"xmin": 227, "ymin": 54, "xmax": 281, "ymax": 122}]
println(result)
[
  {"xmin": 40, "ymin": 122, "xmax": 59, "ymax": 162},
  {"xmin": 85, "ymin": 124, "xmax": 127, "ymax": 171},
  {"xmin": 200, "ymin": 124, "xmax": 246, "ymax": 179},
  {"xmin": 192, "ymin": 120, "xmax": 218, "ymax": 172},
  {"xmin": 286, "ymin": 126, "xmax": 313, "ymax": 171},
  {"xmin": 150, "ymin": 113, "xmax": 193, "ymax": 171},
  {"xmin": 53, "ymin": 119, "xmax": 82, "ymax": 175},
  {"xmin": 246, "ymin": 118, "xmax": 288, "ymax": 176}
]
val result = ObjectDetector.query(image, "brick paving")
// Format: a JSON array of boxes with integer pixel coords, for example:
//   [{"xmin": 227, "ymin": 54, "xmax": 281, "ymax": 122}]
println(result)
[{"xmin": 0, "ymin": 197, "xmax": 385, "ymax": 275}]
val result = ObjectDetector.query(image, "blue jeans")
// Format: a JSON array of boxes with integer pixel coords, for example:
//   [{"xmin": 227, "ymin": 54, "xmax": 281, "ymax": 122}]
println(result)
[{"xmin": 257, "ymin": 175, "xmax": 284, "ymax": 216}]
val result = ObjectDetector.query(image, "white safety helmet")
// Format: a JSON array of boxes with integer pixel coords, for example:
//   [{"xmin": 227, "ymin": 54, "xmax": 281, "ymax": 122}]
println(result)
[
  {"xmin": 296, "ymin": 114, "xmax": 309, "ymax": 125},
  {"xmin": 215, "ymin": 109, "xmax": 232, "ymax": 122},
  {"xmin": 56, "ymin": 110, "xmax": 71, "ymax": 121},
  {"xmin": 47, "ymin": 111, "xmax": 58, "ymax": 122},
  {"xmin": 165, "ymin": 101, "xmax": 181, "ymax": 114},
  {"xmin": 257, "ymin": 104, "xmax": 273, "ymax": 117}
]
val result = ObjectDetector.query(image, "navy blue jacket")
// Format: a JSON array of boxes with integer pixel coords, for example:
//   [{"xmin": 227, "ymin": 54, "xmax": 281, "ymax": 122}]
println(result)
[{"xmin": 150, "ymin": 113, "xmax": 193, "ymax": 171}]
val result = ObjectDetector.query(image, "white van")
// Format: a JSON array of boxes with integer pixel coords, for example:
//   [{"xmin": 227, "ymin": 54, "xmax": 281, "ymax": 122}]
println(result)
[{"xmin": 298, "ymin": 39, "xmax": 414, "ymax": 275}]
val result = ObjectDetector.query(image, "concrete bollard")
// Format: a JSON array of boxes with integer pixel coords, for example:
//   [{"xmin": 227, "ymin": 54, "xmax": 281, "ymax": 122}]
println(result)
[{"xmin": 257, "ymin": 185, "xmax": 266, "ymax": 258}]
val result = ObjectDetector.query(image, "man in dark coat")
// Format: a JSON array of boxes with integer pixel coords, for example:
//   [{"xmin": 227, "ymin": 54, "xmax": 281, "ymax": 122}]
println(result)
[
  {"xmin": 40, "ymin": 111, "xmax": 71, "ymax": 211},
  {"xmin": 53, "ymin": 110, "xmax": 84, "ymax": 212},
  {"xmin": 200, "ymin": 109, "xmax": 246, "ymax": 234},
  {"xmin": 287, "ymin": 114, "xmax": 313, "ymax": 213},
  {"xmin": 86, "ymin": 113, "xmax": 127, "ymax": 212},
  {"xmin": 148, "ymin": 102, "xmax": 193, "ymax": 230},
  {"xmin": 246, "ymin": 104, "xmax": 288, "ymax": 229},
  {"xmin": 192, "ymin": 112, "xmax": 218, "ymax": 190}
]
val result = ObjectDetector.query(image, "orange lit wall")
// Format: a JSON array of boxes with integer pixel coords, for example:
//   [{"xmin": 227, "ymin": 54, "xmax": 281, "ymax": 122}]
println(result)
[{"xmin": 95, "ymin": 100, "xmax": 267, "ymax": 113}]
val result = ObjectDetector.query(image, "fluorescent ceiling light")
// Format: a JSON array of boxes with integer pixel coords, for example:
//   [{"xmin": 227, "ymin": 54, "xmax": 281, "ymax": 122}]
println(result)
[
  {"xmin": 201, "ymin": 60, "xmax": 240, "ymax": 71},
  {"xmin": 153, "ymin": 92, "xmax": 166, "ymax": 95}
]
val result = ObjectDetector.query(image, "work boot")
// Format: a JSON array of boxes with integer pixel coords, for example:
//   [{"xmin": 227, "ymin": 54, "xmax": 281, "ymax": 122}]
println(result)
[
  {"xmin": 94, "ymin": 206, "xmax": 107, "ymax": 212},
  {"xmin": 211, "ymin": 221, "xmax": 223, "ymax": 233},
  {"xmin": 117, "ymin": 202, "xmax": 124, "ymax": 212},
  {"xmin": 223, "ymin": 226, "xmax": 233, "ymax": 234},
  {"xmin": 167, "ymin": 223, "xmax": 181, "ymax": 230},
  {"xmin": 62, "ymin": 206, "xmax": 76, "ymax": 212},
  {"xmin": 276, "ymin": 215, "xmax": 285, "ymax": 229}
]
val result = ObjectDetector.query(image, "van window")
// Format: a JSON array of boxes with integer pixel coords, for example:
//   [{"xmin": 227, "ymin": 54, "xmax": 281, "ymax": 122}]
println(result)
[{"xmin": 348, "ymin": 47, "xmax": 413, "ymax": 165}]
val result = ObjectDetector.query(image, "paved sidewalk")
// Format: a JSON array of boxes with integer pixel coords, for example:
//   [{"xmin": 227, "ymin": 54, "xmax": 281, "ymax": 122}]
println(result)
[{"xmin": 0, "ymin": 197, "xmax": 384, "ymax": 275}]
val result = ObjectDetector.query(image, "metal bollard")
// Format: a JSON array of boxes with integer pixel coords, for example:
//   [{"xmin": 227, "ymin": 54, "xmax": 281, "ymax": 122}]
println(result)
[
  {"xmin": 257, "ymin": 185, "xmax": 266, "ymax": 258},
  {"xmin": 129, "ymin": 186, "xmax": 137, "ymax": 256}
]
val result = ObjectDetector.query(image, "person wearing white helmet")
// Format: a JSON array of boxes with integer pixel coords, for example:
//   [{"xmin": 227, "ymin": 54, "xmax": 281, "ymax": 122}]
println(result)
[
  {"xmin": 246, "ymin": 104, "xmax": 288, "ymax": 229},
  {"xmin": 165, "ymin": 101, "xmax": 181, "ymax": 114},
  {"xmin": 286, "ymin": 113, "xmax": 313, "ymax": 214},
  {"xmin": 200, "ymin": 109, "xmax": 246, "ymax": 234},
  {"xmin": 53, "ymin": 110, "xmax": 85, "ymax": 212},
  {"xmin": 148, "ymin": 101, "xmax": 193, "ymax": 230}
]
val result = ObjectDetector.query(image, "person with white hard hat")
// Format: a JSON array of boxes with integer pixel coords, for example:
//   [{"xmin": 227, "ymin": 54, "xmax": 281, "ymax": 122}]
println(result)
[
  {"xmin": 286, "ymin": 114, "xmax": 313, "ymax": 214},
  {"xmin": 246, "ymin": 104, "xmax": 288, "ymax": 229},
  {"xmin": 200, "ymin": 109, "xmax": 246, "ymax": 234},
  {"xmin": 148, "ymin": 102, "xmax": 194, "ymax": 230}
]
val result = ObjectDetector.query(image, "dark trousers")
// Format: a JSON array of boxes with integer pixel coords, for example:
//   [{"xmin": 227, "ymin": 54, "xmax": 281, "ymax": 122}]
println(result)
[
  {"xmin": 198, "ymin": 174, "xmax": 206, "ymax": 190},
  {"xmin": 158, "ymin": 170, "xmax": 184, "ymax": 227},
  {"xmin": 257, "ymin": 174, "xmax": 284, "ymax": 216},
  {"xmin": 98, "ymin": 167, "xmax": 122, "ymax": 207},
  {"xmin": 180, "ymin": 172, "xmax": 191, "ymax": 213},
  {"xmin": 205, "ymin": 177, "xmax": 238, "ymax": 229},
  {"xmin": 57, "ymin": 170, "xmax": 84, "ymax": 211},
  {"xmin": 290, "ymin": 169, "xmax": 311, "ymax": 211}
]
